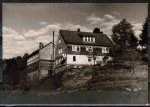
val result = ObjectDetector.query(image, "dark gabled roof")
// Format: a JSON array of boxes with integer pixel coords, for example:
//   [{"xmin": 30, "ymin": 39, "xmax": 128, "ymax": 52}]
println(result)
[
  {"xmin": 27, "ymin": 42, "xmax": 54, "ymax": 59},
  {"xmin": 27, "ymin": 50, "xmax": 39, "ymax": 59},
  {"xmin": 60, "ymin": 30, "xmax": 114, "ymax": 47}
]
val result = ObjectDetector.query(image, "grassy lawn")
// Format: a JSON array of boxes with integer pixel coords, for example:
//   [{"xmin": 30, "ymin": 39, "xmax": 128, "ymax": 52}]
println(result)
[{"xmin": 61, "ymin": 61, "xmax": 148, "ymax": 91}]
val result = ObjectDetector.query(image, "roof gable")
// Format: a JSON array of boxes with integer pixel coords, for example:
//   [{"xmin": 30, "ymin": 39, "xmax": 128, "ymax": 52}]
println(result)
[
  {"xmin": 27, "ymin": 42, "xmax": 54, "ymax": 59},
  {"xmin": 60, "ymin": 30, "xmax": 114, "ymax": 47}
]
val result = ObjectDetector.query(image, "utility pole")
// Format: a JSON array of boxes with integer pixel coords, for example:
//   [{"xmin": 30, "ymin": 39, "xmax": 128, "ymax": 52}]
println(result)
[{"xmin": 52, "ymin": 31, "xmax": 55, "ymax": 76}]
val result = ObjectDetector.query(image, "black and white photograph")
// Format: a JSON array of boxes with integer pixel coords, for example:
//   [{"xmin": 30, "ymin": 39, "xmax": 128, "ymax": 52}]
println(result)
[{"xmin": 2, "ymin": 3, "xmax": 148, "ymax": 104}]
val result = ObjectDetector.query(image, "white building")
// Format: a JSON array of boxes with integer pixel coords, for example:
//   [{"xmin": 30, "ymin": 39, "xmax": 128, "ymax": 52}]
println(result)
[{"xmin": 55, "ymin": 28, "xmax": 115, "ymax": 73}]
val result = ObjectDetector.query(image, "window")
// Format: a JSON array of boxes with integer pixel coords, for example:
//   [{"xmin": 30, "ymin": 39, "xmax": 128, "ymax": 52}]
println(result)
[
  {"xmin": 56, "ymin": 60, "xmax": 57, "ymax": 65},
  {"xmin": 77, "ymin": 46, "xmax": 80, "ymax": 51},
  {"xmin": 91, "ymin": 37, "xmax": 93, "ymax": 41},
  {"xmin": 85, "ymin": 37, "xmax": 87, "ymax": 41},
  {"xmin": 56, "ymin": 59, "xmax": 59, "ymax": 65},
  {"xmin": 58, "ymin": 59, "xmax": 59, "ymax": 64},
  {"xmin": 73, "ymin": 56, "xmax": 76, "ymax": 61},
  {"xmin": 72, "ymin": 45, "xmax": 80, "ymax": 52},
  {"xmin": 102, "ymin": 47, "xmax": 109, "ymax": 53},
  {"xmin": 83, "ymin": 37, "xmax": 95, "ymax": 42},
  {"xmin": 88, "ymin": 57, "xmax": 92, "ymax": 62},
  {"xmin": 86, "ymin": 46, "xmax": 93, "ymax": 52},
  {"xmin": 59, "ymin": 38, "xmax": 61, "ymax": 43},
  {"xmin": 59, "ymin": 58, "xmax": 62, "ymax": 63},
  {"xmin": 93, "ymin": 37, "xmax": 95, "ymax": 42},
  {"xmin": 83, "ymin": 37, "xmax": 85, "ymax": 41},
  {"xmin": 72, "ymin": 46, "xmax": 76, "ymax": 51},
  {"xmin": 58, "ymin": 48, "xmax": 62, "ymax": 54}
]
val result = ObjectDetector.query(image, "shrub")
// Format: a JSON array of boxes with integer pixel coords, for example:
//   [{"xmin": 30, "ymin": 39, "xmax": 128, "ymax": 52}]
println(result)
[{"xmin": 141, "ymin": 57, "xmax": 147, "ymax": 62}]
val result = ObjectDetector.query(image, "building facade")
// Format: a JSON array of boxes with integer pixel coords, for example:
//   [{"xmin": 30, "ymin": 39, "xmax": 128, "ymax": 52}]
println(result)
[
  {"xmin": 27, "ymin": 28, "xmax": 115, "ymax": 79},
  {"xmin": 55, "ymin": 29, "xmax": 115, "ymax": 73},
  {"xmin": 27, "ymin": 42, "xmax": 54, "ymax": 80}
]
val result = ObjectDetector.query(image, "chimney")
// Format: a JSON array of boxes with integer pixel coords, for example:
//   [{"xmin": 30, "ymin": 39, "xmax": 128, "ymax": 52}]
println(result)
[
  {"xmin": 77, "ymin": 28, "xmax": 80, "ymax": 32},
  {"xmin": 39, "ymin": 42, "xmax": 43, "ymax": 49}
]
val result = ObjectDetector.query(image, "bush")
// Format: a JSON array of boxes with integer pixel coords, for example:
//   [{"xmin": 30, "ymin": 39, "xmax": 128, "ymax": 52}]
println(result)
[
  {"xmin": 84, "ymin": 71, "xmax": 92, "ymax": 76},
  {"xmin": 141, "ymin": 57, "xmax": 147, "ymax": 62}
]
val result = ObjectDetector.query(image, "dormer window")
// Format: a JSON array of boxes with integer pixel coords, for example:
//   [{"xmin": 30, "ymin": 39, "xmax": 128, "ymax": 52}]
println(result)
[
  {"xmin": 91, "ymin": 37, "xmax": 93, "ymax": 41},
  {"xmin": 85, "ymin": 37, "xmax": 87, "ymax": 41},
  {"xmin": 83, "ymin": 37, "xmax": 95, "ymax": 42},
  {"xmin": 93, "ymin": 37, "xmax": 95, "ymax": 42}
]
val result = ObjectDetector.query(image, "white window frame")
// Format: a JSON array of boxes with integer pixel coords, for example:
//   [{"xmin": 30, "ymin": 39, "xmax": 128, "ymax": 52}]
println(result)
[
  {"xmin": 58, "ymin": 48, "xmax": 62, "ymax": 54},
  {"xmin": 59, "ymin": 58, "xmax": 61, "ymax": 63},
  {"xmin": 83, "ymin": 37, "xmax": 95, "ymax": 42},
  {"xmin": 102, "ymin": 47, "xmax": 109, "ymax": 53},
  {"xmin": 85, "ymin": 37, "xmax": 87, "ymax": 41},
  {"xmin": 83, "ymin": 37, "xmax": 85, "ymax": 42},
  {"xmin": 88, "ymin": 37, "xmax": 90, "ymax": 41},
  {"xmin": 72, "ymin": 45, "xmax": 80, "ymax": 52},
  {"xmin": 57, "ymin": 59, "xmax": 59, "ymax": 65},
  {"xmin": 60, "ymin": 48, "xmax": 62, "ymax": 53},
  {"xmin": 93, "ymin": 37, "xmax": 95, "ymax": 42},
  {"xmin": 59, "ymin": 38, "xmax": 61, "ymax": 44},
  {"xmin": 89, "ymin": 37, "xmax": 91, "ymax": 41},
  {"xmin": 88, "ymin": 57, "xmax": 92, "ymax": 62},
  {"xmin": 56, "ymin": 59, "xmax": 57, "ymax": 65},
  {"xmin": 86, "ymin": 46, "xmax": 93, "ymax": 52},
  {"xmin": 72, "ymin": 45, "xmax": 76, "ymax": 51},
  {"xmin": 91, "ymin": 37, "xmax": 93, "ymax": 41}
]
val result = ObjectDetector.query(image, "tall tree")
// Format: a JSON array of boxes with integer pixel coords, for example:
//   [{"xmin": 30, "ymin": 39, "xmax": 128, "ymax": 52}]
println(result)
[
  {"xmin": 130, "ymin": 34, "xmax": 138, "ymax": 47},
  {"xmin": 3, "ymin": 53, "xmax": 29, "ymax": 90},
  {"xmin": 139, "ymin": 18, "xmax": 148, "ymax": 47},
  {"xmin": 111, "ymin": 19, "xmax": 137, "ymax": 65},
  {"xmin": 112, "ymin": 19, "xmax": 134, "ymax": 52}
]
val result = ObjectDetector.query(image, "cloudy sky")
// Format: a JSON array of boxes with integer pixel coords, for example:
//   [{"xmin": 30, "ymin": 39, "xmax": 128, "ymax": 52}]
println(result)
[{"xmin": 3, "ymin": 3, "xmax": 147, "ymax": 59}]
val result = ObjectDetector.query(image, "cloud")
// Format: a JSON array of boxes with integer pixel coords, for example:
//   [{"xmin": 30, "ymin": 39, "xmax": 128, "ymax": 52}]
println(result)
[
  {"xmin": 23, "ymin": 24, "xmax": 61, "ymax": 38},
  {"xmin": 40, "ymin": 22, "xmax": 48, "ymax": 25},
  {"xmin": 86, "ymin": 13, "xmax": 105, "ymax": 25},
  {"xmin": 112, "ymin": 11, "xmax": 120, "ymax": 16},
  {"xmin": 3, "ymin": 23, "xmax": 92, "ymax": 59},
  {"xmin": 87, "ymin": 13, "xmax": 115, "ymax": 26},
  {"xmin": 86, "ymin": 13, "xmax": 120, "ymax": 36},
  {"xmin": 3, "ymin": 26, "xmax": 25, "ymax": 41},
  {"xmin": 3, "ymin": 18, "xmax": 144, "ymax": 59},
  {"xmin": 86, "ymin": 13, "xmax": 143, "ymax": 38},
  {"xmin": 3, "ymin": 26, "xmax": 26, "ymax": 59},
  {"xmin": 104, "ymin": 14, "xmax": 114, "ymax": 20},
  {"xmin": 132, "ymin": 23, "xmax": 143, "ymax": 39}
]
